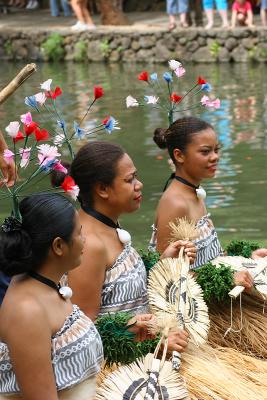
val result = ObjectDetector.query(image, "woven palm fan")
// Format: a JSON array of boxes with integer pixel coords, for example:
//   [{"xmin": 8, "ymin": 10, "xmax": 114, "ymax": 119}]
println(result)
[
  {"xmin": 207, "ymin": 255, "xmax": 267, "ymax": 358},
  {"xmin": 95, "ymin": 318, "xmax": 189, "ymax": 400},
  {"xmin": 148, "ymin": 218, "xmax": 209, "ymax": 369}
]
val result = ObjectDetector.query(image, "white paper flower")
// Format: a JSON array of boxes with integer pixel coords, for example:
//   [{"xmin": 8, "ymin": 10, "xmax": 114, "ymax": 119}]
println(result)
[
  {"xmin": 144, "ymin": 95, "xmax": 159, "ymax": 105},
  {"xmin": 37, "ymin": 144, "xmax": 60, "ymax": 164},
  {"xmin": 53, "ymin": 133, "xmax": 65, "ymax": 147},
  {"xmin": 5, "ymin": 121, "xmax": 20, "ymax": 138},
  {"xmin": 35, "ymin": 92, "xmax": 46, "ymax": 105},
  {"xmin": 40, "ymin": 79, "xmax": 52, "ymax": 91},
  {"xmin": 19, "ymin": 147, "xmax": 31, "ymax": 168},
  {"xmin": 126, "ymin": 95, "xmax": 139, "ymax": 108},
  {"xmin": 168, "ymin": 59, "xmax": 182, "ymax": 71}
]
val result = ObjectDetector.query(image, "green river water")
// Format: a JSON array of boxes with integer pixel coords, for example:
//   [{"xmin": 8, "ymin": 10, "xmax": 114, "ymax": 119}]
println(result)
[{"xmin": 0, "ymin": 61, "xmax": 267, "ymax": 249}]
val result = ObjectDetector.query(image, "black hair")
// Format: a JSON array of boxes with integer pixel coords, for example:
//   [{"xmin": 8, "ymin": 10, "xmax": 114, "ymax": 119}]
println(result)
[
  {"xmin": 0, "ymin": 193, "xmax": 76, "ymax": 277},
  {"xmin": 51, "ymin": 141, "xmax": 125, "ymax": 208},
  {"xmin": 153, "ymin": 116, "xmax": 213, "ymax": 164}
]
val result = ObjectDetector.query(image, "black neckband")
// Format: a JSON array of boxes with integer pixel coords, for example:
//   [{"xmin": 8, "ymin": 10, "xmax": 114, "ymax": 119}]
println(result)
[
  {"xmin": 28, "ymin": 271, "xmax": 60, "ymax": 292},
  {"xmin": 174, "ymin": 176, "xmax": 199, "ymax": 190},
  {"xmin": 81, "ymin": 205, "xmax": 120, "ymax": 229}
]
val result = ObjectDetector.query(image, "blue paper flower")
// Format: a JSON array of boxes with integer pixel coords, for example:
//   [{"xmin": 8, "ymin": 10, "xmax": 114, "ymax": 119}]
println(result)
[
  {"xmin": 201, "ymin": 83, "xmax": 212, "ymax": 92},
  {"xmin": 103, "ymin": 116, "xmax": 120, "ymax": 134},
  {"xmin": 73, "ymin": 121, "xmax": 86, "ymax": 139},
  {"xmin": 57, "ymin": 120, "xmax": 66, "ymax": 129},
  {"xmin": 40, "ymin": 158, "xmax": 57, "ymax": 172},
  {"xmin": 25, "ymin": 95, "xmax": 38, "ymax": 110},
  {"xmin": 163, "ymin": 72, "xmax": 173, "ymax": 83},
  {"xmin": 150, "ymin": 73, "xmax": 158, "ymax": 81}
]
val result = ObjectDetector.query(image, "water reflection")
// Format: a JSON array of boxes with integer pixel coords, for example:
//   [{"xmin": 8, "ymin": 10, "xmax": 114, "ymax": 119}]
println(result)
[{"xmin": 0, "ymin": 62, "xmax": 267, "ymax": 247}]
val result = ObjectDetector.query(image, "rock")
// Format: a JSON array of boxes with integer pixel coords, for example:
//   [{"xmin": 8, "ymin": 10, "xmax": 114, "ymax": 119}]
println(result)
[
  {"xmin": 131, "ymin": 40, "xmax": 141, "ymax": 51},
  {"xmin": 87, "ymin": 40, "xmax": 105, "ymax": 61},
  {"xmin": 179, "ymin": 37, "xmax": 187, "ymax": 45},
  {"xmin": 217, "ymin": 47, "xmax": 231, "ymax": 62},
  {"xmin": 255, "ymin": 43, "xmax": 267, "ymax": 62},
  {"xmin": 136, "ymin": 48, "xmax": 154, "ymax": 61},
  {"xmin": 186, "ymin": 40, "xmax": 199, "ymax": 52},
  {"xmin": 139, "ymin": 35, "xmax": 156, "ymax": 49},
  {"xmin": 197, "ymin": 36, "xmax": 206, "ymax": 46},
  {"xmin": 121, "ymin": 48, "xmax": 136, "ymax": 62},
  {"xmin": 109, "ymin": 50, "xmax": 121, "ymax": 62},
  {"xmin": 225, "ymin": 37, "xmax": 238, "ymax": 51},
  {"xmin": 216, "ymin": 30, "xmax": 230, "ymax": 39},
  {"xmin": 120, "ymin": 37, "xmax": 131, "ymax": 50},
  {"xmin": 231, "ymin": 45, "xmax": 249, "ymax": 62},
  {"xmin": 191, "ymin": 46, "xmax": 214, "ymax": 63},
  {"xmin": 242, "ymin": 38, "xmax": 254, "ymax": 50},
  {"xmin": 15, "ymin": 46, "xmax": 28, "ymax": 59},
  {"xmin": 155, "ymin": 40, "xmax": 171, "ymax": 61}
]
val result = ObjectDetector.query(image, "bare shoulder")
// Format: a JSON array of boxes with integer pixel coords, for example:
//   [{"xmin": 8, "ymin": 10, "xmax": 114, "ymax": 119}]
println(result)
[
  {"xmin": 0, "ymin": 296, "xmax": 48, "ymax": 340},
  {"xmin": 81, "ymin": 231, "xmax": 108, "ymax": 267},
  {"xmin": 157, "ymin": 189, "xmax": 189, "ymax": 221}
]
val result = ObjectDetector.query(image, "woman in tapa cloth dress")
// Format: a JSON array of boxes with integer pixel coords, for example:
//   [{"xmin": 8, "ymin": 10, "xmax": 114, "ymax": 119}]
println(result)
[
  {"xmin": 0, "ymin": 193, "xmax": 103, "ymax": 400},
  {"xmin": 59, "ymin": 141, "xmax": 196, "ymax": 353},
  {"xmin": 150, "ymin": 116, "xmax": 267, "ymax": 358}
]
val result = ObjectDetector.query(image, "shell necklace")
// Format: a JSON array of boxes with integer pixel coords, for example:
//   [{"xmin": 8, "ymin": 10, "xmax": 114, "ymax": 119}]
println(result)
[
  {"xmin": 175, "ymin": 176, "xmax": 206, "ymax": 200},
  {"xmin": 28, "ymin": 271, "xmax": 72, "ymax": 300},
  {"xmin": 82, "ymin": 205, "xmax": 131, "ymax": 245}
]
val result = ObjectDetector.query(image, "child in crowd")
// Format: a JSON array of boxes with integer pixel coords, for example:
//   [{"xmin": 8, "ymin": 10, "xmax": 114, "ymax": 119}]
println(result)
[
  {"xmin": 71, "ymin": 0, "xmax": 96, "ymax": 31},
  {"xmin": 166, "ymin": 0, "xmax": 189, "ymax": 29},
  {"xmin": 202, "ymin": 0, "xmax": 229, "ymax": 29},
  {"xmin": 231, "ymin": 0, "xmax": 254, "ymax": 27}
]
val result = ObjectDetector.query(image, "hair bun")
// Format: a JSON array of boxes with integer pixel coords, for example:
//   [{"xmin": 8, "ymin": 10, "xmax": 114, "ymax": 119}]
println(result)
[
  {"xmin": 153, "ymin": 127, "xmax": 167, "ymax": 149},
  {"xmin": 0, "ymin": 230, "xmax": 33, "ymax": 277}
]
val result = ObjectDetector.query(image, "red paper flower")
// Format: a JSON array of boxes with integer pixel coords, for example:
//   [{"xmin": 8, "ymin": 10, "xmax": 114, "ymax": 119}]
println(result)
[
  {"xmin": 170, "ymin": 93, "xmax": 182, "ymax": 103},
  {"xmin": 198, "ymin": 77, "xmax": 207, "ymax": 85},
  {"xmin": 35, "ymin": 128, "xmax": 49, "ymax": 142},
  {"xmin": 46, "ymin": 86, "xmax": 62, "ymax": 99},
  {"xmin": 24, "ymin": 121, "xmax": 39, "ymax": 136},
  {"xmin": 13, "ymin": 131, "xmax": 24, "ymax": 143},
  {"xmin": 61, "ymin": 175, "xmax": 76, "ymax": 192},
  {"xmin": 138, "ymin": 71, "xmax": 149, "ymax": 82},
  {"xmin": 94, "ymin": 86, "xmax": 104, "ymax": 100},
  {"xmin": 102, "ymin": 116, "xmax": 110, "ymax": 125}
]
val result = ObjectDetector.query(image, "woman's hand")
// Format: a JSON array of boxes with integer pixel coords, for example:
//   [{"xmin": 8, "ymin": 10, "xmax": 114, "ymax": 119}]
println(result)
[
  {"xmin": 161, "ymin": 240, "xmax": 197, "ymax": 264},
  {"xmin": 234, "ymin": 270, "xmax": 253, "ymax": 291},
  {"xmin": 251, "ymin": 248, "xmax": 267, "ymax": 260},
  {"xmin": 167, "ymin": 329, "xmax": 189, "ymax": 353},
  {"xmin": 127, "ymin": 314, "xmax": 156, "ymax": 342}
]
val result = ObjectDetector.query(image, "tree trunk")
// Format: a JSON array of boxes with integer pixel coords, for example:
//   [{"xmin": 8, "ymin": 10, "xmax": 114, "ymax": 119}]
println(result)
[{"xmin": 95, "ymin": 0, "xmax": 130, "ymax": 25}]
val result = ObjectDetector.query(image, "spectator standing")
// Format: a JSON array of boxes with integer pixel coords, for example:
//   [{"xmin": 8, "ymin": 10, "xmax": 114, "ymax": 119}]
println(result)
[
  {"xmin": 202, "ymin": 0, "xmax": 229, "ymax": 28},
  {"xmin": 167, "ymin": 0, "xmax": 189, "ymax": 29},
  {"xmin": 71, "ymin": 0, "xmax": 96, "ymax": 31},
  {"xmin": 260, "ymin": 0, "xmax": 267, "ymax": 25},
  {"xmin": 231, "ymin": 0, "xmax": 254, "ymax": 27},
  {"xmin": 50, "ymin": 0, "xmax": 71, "ymax": 17}
]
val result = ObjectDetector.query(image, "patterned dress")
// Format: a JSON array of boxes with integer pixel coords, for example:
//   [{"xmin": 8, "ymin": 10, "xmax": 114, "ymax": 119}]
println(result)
[
  {"xmin": 0, "ymin": 305, "xmax": 103, "ymax": 399},
  {"xmin": 98, "ymin": 244, "xmax": 149, "ymax": 316}
]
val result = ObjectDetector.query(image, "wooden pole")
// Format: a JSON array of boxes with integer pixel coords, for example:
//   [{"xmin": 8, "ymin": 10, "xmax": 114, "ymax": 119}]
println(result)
[{"xmin": 0, "ymin": 63, "xmax": 37, "ymax": 105}]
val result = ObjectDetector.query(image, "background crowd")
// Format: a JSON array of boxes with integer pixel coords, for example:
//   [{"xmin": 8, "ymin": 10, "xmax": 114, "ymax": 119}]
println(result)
[{"xmin": 0, "ymin": 0, "xmax": 266, "ymax": 30}]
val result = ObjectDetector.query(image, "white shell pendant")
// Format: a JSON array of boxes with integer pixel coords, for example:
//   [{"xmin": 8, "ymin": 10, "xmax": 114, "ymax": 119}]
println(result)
[
  {"xmin": 116, "ymin": 228, "xmax": 131, "ymax": 245},
  {"xmin": 59, "ymin": 286, "xmax": 73, "ymax": 300},
  {"xmin": 196, "ymin": 186, "xmax": 206, "ymax": 200}
]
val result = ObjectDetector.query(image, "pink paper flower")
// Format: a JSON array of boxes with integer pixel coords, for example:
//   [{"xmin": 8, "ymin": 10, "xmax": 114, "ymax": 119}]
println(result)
[
  {"xmin": 201, "ymin": 95, "xmax": 220, "ymax": 109},
  {"xmin": 20, "ymin": 112, "xmax": 32, "ymax": 126},
  {"xmin": 5, "ymin": 121, "xmax": 20, "ymax": 138},
  {"xmin": 52, "ymin": 161, "xmax": 67, "ymax": 174},
  {"xmin": 35, "ymin": 92, "xmax": 46, "ymax": 106},
  {"xmin": 37, "ymin": 144, "xmax": 61, "ymax": 165},
  {"xmin": 174, "ymin": 67, "xmax": 186, "ymax": 78},
  {"xmin": 19, "ymin": 147, "xmax": 31, "ymax": 168},
  {"xmin": 3, "ymin": 149, "xmax": 14, "ymax": 164}
]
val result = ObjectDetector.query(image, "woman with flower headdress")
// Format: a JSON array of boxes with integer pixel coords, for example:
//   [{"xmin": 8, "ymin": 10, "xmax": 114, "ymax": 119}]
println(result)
[
  {"xmin": 151, "ymin": 116, "xmax": 267, "ymax": 359},
  {"xmin": 51, "ymin": 140, "xmax": 195, "ymax": 365}
]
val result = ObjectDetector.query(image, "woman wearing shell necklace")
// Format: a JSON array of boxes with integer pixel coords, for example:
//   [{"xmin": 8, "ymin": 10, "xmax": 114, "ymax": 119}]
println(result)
[{"xmin": 57, "ymin": 140, "xmax": 196, "ymax": 356}]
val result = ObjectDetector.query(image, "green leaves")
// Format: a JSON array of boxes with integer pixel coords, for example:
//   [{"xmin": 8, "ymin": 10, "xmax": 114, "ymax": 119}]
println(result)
[
  {"xmin": 225, "ymin": 240, "xmax": 260, "ymax": 258},
  {"xmin": 195, "ymin": 262, "xmax": 234, "ymax": 304}
]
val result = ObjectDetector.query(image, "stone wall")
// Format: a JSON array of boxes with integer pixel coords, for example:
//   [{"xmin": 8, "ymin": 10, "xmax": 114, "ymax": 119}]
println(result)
[{"xmin": 1, "ymin": 28, "xmax": 267, "ymax": 63}]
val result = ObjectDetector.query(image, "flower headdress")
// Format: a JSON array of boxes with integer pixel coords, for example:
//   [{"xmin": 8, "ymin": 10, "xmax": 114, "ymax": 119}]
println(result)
[
  {"xmin": 126, "ymin": 59, "xmax": 220, "ymax": 127},
  {"xmin": 1, "ymin": 78, "xmax": 120, "ymax": 222}
]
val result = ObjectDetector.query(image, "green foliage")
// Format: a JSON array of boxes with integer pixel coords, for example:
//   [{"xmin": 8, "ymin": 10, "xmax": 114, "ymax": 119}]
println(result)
[
  {"xmin": 139, "ymin": 249, "xmax": 160, "ymax": 275},
  {"xmin": 4, "ymin": 40, "xmax": 13, "ymax": 56},
  {"xmin": 96, "ymin": 312, "xmax": 159, "ymax": 366},
  {"xmin": 41, "ymin": 33, "xmax": 65, "ymax": 62},
  {"xmin": 195, "ymin": 262, "xmax": 234, "ymax": 304},
  {"xmin": 73, "ymin": 40, "xmax": 87, "ymax": 62},
  {"xmin": 209, "ymin": 41, "xmax": 221, "ymax": 58},
  {"xmin": 100, "ymin": 39, "xmax": 111, "ymax": 57},
  {"xmin": 225, "ymin": 240, "xmax": 260, "ymax": 258}
]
